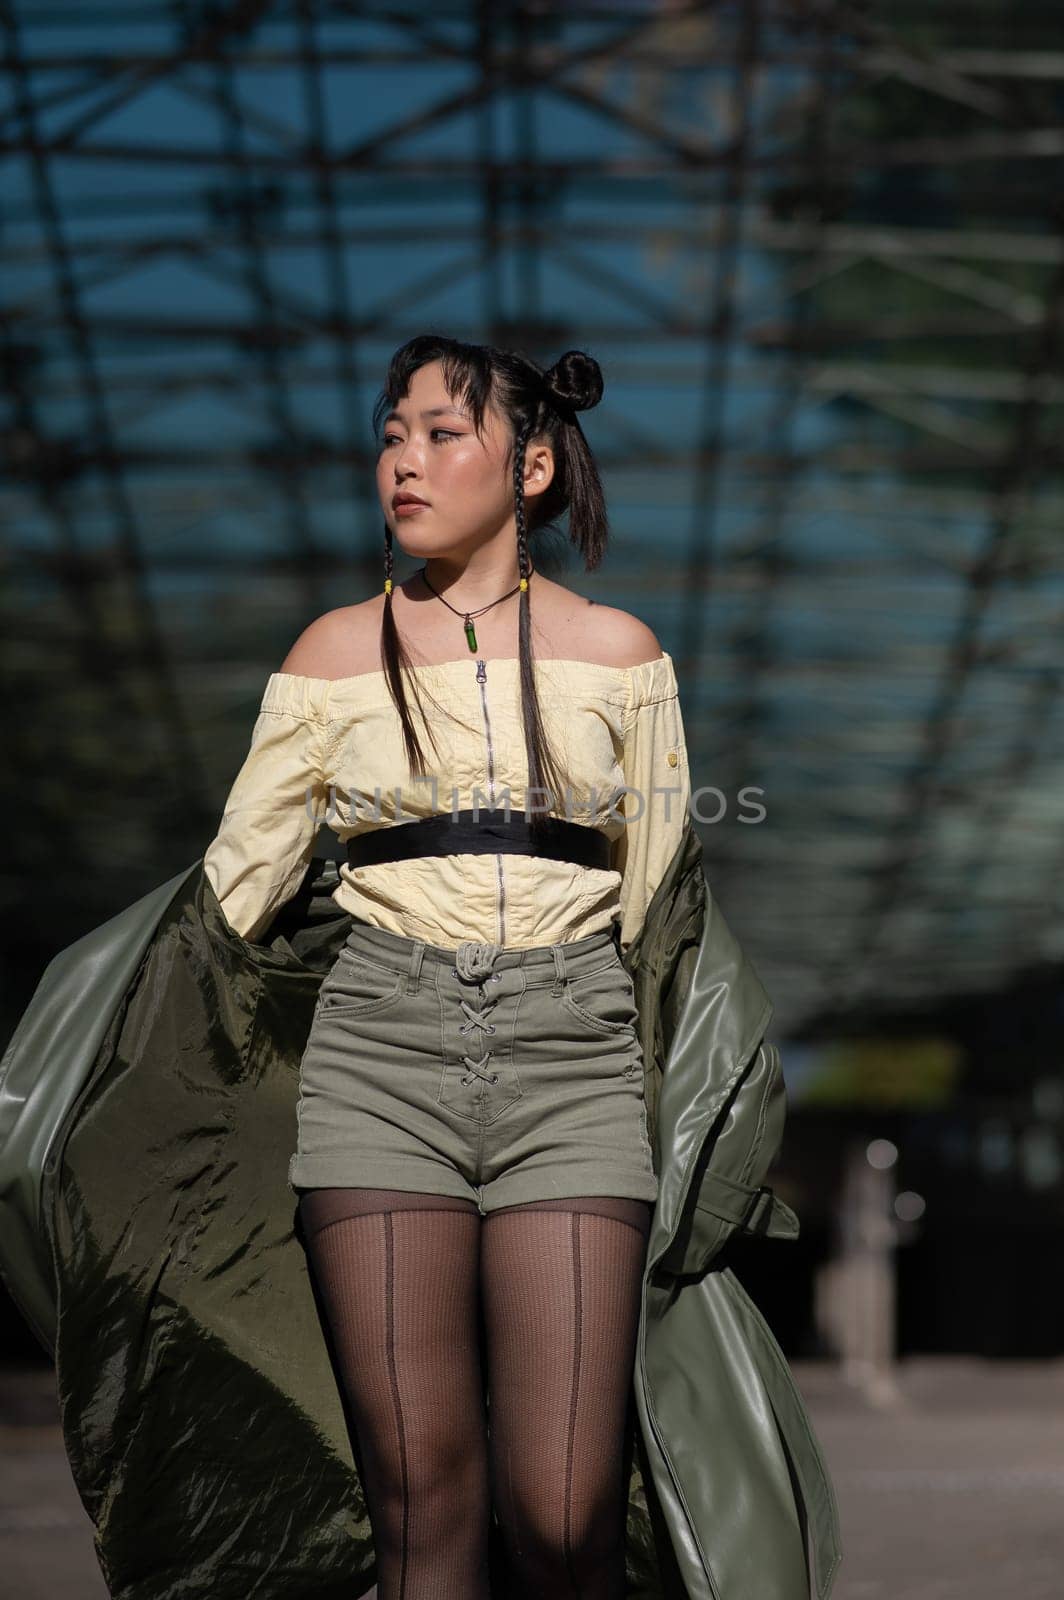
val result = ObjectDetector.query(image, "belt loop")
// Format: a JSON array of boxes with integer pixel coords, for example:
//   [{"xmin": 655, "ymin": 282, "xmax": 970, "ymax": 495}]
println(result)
[
  {"xmin": 406, "ymin": 940, "xmax": 425, "ymax": 994},
  {"xmin": 550, "ymin": 943, "xmax": 566, "ymax": 997}
]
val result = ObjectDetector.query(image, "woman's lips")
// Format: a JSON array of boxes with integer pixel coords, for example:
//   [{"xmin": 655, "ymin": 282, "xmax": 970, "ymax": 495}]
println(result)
[{"xmin": 395, "ymin": 501, "xmax": 429, "ymax": 516}]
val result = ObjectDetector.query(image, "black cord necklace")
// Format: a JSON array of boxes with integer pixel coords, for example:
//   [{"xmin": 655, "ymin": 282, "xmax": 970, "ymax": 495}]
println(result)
[{"xmin": 420, "ymin": 561, "xmax": 535, "ymax": 653}]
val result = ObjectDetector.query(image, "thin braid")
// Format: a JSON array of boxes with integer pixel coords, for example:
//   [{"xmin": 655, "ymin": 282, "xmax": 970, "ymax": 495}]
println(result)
[
  {"xmin": 513, "ymin": 413, "xmax": 568, "ymax": 840},
  {"xmin": 513, "ymin": 417, "xmax": 533, "ymax": 589},
  {"xmin": 380, "ymin": 518, "xmax": 442, "ymax": 778}
]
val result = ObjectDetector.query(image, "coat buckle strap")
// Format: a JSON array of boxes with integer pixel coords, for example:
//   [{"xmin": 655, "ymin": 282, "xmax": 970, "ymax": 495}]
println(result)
[
  {"xmin": 739, "ymin": 1180, "xmax": 800, "ymax": 1240},
  {"xmin": 692, "ymin": 1172, "xmax": 800, "ymax": 1241},
  {"xmin": 742, "ymin": 1184, "xmax": 777, "ymax": 1235},
  {"xmin": 739, "ymin": 1190, "xmax": 787, "ymax": 1235},
  {"xmin": 655, "ymin": 1174, "xmax": 802, "ymax": 1281}
]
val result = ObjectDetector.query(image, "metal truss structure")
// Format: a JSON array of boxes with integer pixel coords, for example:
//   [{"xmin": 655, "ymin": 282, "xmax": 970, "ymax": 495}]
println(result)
[{"xmin": 2, "ymin": 1, "xmax": 1062, "ymax": 1037}]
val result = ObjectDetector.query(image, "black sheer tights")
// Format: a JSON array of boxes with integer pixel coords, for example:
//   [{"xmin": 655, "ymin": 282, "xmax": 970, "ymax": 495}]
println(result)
[{"xmin": 298, "ymin": 1186, "xmax": 651, "ymax": 1600}]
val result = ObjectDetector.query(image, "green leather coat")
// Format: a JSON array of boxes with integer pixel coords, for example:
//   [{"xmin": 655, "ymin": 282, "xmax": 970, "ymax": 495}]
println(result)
[{"xmin": 0, "ymin": 821, "xmax": 841, "ymax": 1599}]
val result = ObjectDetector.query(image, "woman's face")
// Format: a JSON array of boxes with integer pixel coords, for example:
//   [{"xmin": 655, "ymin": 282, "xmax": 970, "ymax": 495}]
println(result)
[{"xmin": 376, "ymin": 359, "xmax": 552, "ymax": 559}]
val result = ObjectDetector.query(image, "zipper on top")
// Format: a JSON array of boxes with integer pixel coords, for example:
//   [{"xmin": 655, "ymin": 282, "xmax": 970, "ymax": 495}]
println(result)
[{"xmin": 475, "ymin": 658, "xmax": 506, "ymax": 944}]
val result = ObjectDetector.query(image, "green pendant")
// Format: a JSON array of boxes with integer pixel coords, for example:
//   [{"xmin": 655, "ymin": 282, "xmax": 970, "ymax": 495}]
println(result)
[{"xmin": 464, "ymin": 615, "xmax": 478, "ymax": 652}]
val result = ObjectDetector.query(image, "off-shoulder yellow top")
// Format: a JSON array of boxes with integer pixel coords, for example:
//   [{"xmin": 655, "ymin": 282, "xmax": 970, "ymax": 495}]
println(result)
[{"xmin": 202, "ymin": 651, "xmax": 691, "ymax": 953}]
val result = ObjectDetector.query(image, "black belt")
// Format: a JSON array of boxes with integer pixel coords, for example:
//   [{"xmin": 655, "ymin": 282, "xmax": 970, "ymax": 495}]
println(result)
[{"xmin": 345, "ymin": 809, "xmax": 611, "ymax": 872}]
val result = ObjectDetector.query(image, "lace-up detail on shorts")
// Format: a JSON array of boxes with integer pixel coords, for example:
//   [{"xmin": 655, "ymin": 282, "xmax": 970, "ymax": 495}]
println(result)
[{"xmin": 453, "ymin": 940, "xmax": 503, "ymax": 1086}]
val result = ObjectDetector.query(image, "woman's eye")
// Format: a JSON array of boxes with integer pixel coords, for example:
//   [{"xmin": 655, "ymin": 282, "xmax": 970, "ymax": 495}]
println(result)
[{"xmin": 380, "ymin": 429, "xmax": 459, "ymax": 448}]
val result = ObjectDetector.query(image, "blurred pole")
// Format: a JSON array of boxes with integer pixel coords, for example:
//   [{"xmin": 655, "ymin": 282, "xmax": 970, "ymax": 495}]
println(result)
[{"xmin": 819, "ymin": 1136, "xmax": 903, "ymax": 1406}]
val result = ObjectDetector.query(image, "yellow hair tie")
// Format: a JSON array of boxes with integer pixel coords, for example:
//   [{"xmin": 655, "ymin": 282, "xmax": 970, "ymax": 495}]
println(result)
[
  {"xmin": 384, "ymin": 578, "xmax": 392, "ymax": 595},
  {"xmin": 519, "ymin": 577, "xmax": 528, "ymax": 592}
]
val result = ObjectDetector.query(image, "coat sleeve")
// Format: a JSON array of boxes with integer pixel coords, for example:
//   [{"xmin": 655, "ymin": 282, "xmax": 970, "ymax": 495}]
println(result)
[
  {"xmin": 202, "ymin": 674, "xmax": 331, "ymax": 943},
  {"xmin": 611, "ymin": 655, "xmax": 692, "ymax": 954}
]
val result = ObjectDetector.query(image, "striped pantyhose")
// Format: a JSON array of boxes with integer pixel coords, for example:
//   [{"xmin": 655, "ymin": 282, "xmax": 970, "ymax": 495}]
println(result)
[{"xmin": 298, "ymin": 1188, "xmax": 650, "ymax": 1599}]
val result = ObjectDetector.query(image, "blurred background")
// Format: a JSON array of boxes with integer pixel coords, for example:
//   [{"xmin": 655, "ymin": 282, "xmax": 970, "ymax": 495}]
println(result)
[{"xmin": 2, "ymin": 1, "xmax": 1064, "ymax": 1596}]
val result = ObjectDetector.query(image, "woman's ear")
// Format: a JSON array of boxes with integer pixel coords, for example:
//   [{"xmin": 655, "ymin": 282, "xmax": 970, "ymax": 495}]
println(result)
[{"xmin": 523, "ymin": 440, "xmax": 555, "ymax": 502}]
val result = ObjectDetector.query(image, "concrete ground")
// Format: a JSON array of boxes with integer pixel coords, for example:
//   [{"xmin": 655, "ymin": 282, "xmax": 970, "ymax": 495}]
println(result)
[{"xmin": 2, "ymin": 1357, "xmax": 1063, "ymax": 1597}]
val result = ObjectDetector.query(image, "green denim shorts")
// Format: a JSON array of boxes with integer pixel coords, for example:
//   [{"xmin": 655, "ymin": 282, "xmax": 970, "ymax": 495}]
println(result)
[{"xmin": 287, "ymin": 918, "xmax": 657, "ymax": 1214}]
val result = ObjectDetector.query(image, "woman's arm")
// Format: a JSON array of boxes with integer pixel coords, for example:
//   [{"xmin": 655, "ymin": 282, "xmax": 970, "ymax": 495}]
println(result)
[
  {"xmin": 202, "ymin": 674, "xmax": 331, "ymax": 943},
  {"xmin": 611, "ymin": 652, "xmax": 692, "ymax": 954}
]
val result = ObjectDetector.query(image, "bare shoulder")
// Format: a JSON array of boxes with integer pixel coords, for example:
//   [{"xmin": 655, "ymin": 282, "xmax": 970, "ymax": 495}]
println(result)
[
  {"xmin": 540, "ymin": 580, "xmax": 662, "ymax": 668},
  {"xmin": 585, "ymin": 606, "xmax": 663, "ymax": 668},
  {"xmin": 278, "ymin": 597, "xmax": 384, "ymax": 679}
]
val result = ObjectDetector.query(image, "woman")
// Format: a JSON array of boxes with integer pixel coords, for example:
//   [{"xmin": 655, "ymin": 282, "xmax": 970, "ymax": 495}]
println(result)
[{"xmin": 201, "ymin": 333, "xmax": 692, "ymax": 1598}]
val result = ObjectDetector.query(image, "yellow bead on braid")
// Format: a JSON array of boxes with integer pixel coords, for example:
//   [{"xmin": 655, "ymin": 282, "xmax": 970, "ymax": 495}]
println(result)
[
  {"xmin": 384, "ymin": 578, "xmax": 392, "ymax": 594},
  {"xmin": 519, "ymin": 577, "xmax": 528, "ymax": 591}
]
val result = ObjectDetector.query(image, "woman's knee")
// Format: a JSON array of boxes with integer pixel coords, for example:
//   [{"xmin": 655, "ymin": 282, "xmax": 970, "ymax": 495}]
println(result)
[{"xmin": 501, "ymin": 1476, "xmax": 624, "ymax": 1575}]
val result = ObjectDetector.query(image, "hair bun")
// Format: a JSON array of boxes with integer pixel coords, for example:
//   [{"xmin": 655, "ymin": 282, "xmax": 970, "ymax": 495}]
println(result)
[{"xmin": 544, "ymin": 349, "xmax": 603, "ymax": 415}]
